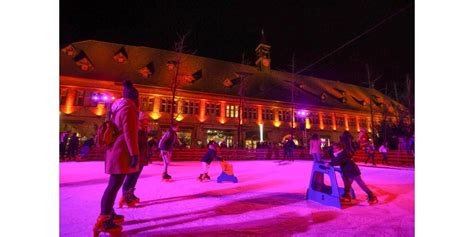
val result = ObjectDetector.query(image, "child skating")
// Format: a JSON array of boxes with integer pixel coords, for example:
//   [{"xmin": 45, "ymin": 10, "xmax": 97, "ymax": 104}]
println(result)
[
  {"xmin": 325, "ymin": 142, "xmax": 378, "ymax": 205},
  {"xmin": 198, "ymin": 141, "xmax": 223, "ymax": 181}
]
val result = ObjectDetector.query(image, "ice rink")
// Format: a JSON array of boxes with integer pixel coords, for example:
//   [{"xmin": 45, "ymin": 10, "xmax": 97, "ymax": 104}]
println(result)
[{"xmin": 60, "ymin": 160, "xmax": 414, "ymax": 236}]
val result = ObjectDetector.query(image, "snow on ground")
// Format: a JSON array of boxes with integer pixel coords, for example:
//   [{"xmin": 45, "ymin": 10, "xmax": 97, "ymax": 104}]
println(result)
[{"xmin": 60, "ymin": 161, "xmax": 414, "ymax": 237}]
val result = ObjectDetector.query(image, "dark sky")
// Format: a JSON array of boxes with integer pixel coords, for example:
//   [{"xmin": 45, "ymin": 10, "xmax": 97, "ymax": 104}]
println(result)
[{"xmin": 60, "ymin": 0, "xmax": 414, "ymax": 98}]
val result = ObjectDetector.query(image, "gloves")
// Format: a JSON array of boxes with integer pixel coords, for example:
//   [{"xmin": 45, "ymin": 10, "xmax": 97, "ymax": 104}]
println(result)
[{"xmin": 130, "ymin": 155, "xmax": 138, "ymax": 168}]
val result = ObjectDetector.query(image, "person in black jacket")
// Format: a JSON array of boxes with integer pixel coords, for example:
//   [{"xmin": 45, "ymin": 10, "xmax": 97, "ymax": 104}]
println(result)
[
  {"xmin": 158, "ymin": 124, "xmax": 180, "ymax": 180},
  {"xmin": 325, "ymin": 142, "xmax": 378, "ymax": 204},
  {"xmin": 198, "ymin": 141, "xmax": 223, "ymax": 181}
]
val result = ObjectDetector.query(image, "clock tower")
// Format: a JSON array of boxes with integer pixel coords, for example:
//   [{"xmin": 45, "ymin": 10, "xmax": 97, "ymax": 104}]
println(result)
[{"xmin": 255, "ymin": 29, "xmax": 271, "ymax": 73}]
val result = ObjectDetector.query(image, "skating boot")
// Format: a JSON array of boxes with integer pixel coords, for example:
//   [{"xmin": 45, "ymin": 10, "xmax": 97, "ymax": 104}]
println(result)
[
  {"xmin": 118, "ymin": 190, "xmax": 139, "ymax": 208},
  {"xmin": 93, "ymin": 215, "xmax": 122, "ymax": 237},
  {"xmin": 197, "ymin": 173, "xmax": 204, "ymax": 181},
  {"xmin": 367, "ymin": 194, "xmax": 378, "ymax": 205},
  {"xmin": 340, "ymin": 193, "xmax": 352, "ymax": 202},
  {"xmin": 203, "ymin": 173, "xmax": 211, "ymax": 181},
  {"xmin": 162, "ymin": 172, "xmax": 172, "ymax": 182},
  {"xmin": 111, "ymin": 209, "xmax": 124, "ymax": 224},
  {"xmin": 129, "ymin": 188, "xmax": 140, "ymax": 203}
]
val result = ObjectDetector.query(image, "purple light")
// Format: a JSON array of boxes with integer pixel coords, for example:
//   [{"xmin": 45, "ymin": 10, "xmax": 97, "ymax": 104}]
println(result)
[
  {"xmin": 92, "ymin": 96, "xmax": 99, "ymax": 101},
  {"xmin": 103, "ymin": 96, "xmax": 108, "ymax": 100}
]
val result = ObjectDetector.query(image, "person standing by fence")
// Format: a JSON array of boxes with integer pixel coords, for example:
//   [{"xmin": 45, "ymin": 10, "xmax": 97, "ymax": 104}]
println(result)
[{"xmin": 378, "ymin": 142, "xmax": 389, "ymax": 165}]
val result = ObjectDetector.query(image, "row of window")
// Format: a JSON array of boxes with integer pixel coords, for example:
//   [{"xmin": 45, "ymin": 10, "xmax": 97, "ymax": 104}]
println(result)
[{"xmin": 60, "ymin": 89, "xmax": 374, "ymax": 126}]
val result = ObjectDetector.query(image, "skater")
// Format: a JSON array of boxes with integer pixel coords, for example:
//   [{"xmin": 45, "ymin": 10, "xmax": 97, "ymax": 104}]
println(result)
[
  {"xmin": 309, "ymin": 134, "xmax": 322, "ymax": 162},
  {"xmin": 339, "ymin": 131, "xmax": 355, "ymax": 155},
  {"xmin": 365, "ymin": 142, "xmax": 376, "ymax": 165},
  {"xmin": 66, "ymin": 133, "xmax": 79, "ymax": 161},
  {"xmin": 94, "ymin": 80, "xmax": 140, "ymax": 237},
  {"xmin": 79, "ymin": 138, "xmax": 94, "ymax": 160},
  {"xmin": 147, "ymin": 136, "xmax": 157, "ymax": 161},
  {"xmin": 158, "ymin": 123, "xmax": 180, "ymax": 181},
  {"xmin": 119, "ymin": 112, "xmax": 151, "ymax": 208},
  {"xmin": 282, "ymin": 138, "xmax": 290, "ymax": 162},
  {"xmin": 60, "ymin": 132, "xmax": 69, "ymax": 161},
  {"xmin": 325, "ymin": 142, "xmax": 378, "ymax": 205},
  {"xmin": 286, "ymin": 136, "xmax": 296, "ymax": 162},
  {"xmin": 357, "ymin": 128, "xmax": 369, "ymax": 153},
  {"xmin": 198, "ymin": 141, "xmax": 223, "ymax": 181},
  {"xmin": 378, "ymin": 142, "xmax": 389, "ymax": 165}
]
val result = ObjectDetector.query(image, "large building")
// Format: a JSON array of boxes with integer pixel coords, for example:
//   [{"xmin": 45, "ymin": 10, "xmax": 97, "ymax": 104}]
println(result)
[{"xmin": 60, "ymin": 38, "xmax": 409, "ymax": 148}]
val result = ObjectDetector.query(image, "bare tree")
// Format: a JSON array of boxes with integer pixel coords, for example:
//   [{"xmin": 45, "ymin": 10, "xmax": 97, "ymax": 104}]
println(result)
[{"xmin": 169, "ymin": 31, "xmax": 192, "ymax": 126}]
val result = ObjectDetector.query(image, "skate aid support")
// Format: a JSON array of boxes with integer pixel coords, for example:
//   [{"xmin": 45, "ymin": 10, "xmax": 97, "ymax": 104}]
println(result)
[
  {"xmin": 306, "ymin": 161, "xmax": 355, "ymax": 208},
  {"xmin": 217, "ymin": 161, "xmax": 238, "ymax": 183}
]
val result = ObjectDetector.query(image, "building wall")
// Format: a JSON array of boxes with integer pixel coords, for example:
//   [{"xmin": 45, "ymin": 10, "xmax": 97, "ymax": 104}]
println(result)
[{"xmin": 60, "ymin": 76, "xmax": 391, "ymax": 146}]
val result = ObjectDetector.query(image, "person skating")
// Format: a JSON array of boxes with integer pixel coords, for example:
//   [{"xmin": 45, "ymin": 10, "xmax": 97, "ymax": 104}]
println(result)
[
  {"xmin": 158, "ymin": 123, "xmax": 180, "ymax": 181},
  {"xmin": 198, "ymin": 141, "xmax": 223, "ymax": 181},
  {"xmin": 365, "ymin": 142, "xmax": 376, "ymax": 166},
  {"xmin": 325, "ymin": 142, "xmax": 378, "ymax": 205},
  {"xmin": 119, "ymin": 112, "xmax": 151, "ymax": 208},
  {"xmin": 93, "ymin": 80, "xmax": 140, "ymax": 237},
  {"xmin": 66, "ymin": 133, "xmax": 79, "ymax": 161}
]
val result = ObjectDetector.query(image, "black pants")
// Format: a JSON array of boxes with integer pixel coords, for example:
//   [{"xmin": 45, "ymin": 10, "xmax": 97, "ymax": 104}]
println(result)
[
  {"xmin": 122, "ymin": 166, "xmax": 144, "ymax": 195},
  {"xmin": 343, "ymin": 176, "xmax": 373, "ymax": 197},
  {"xmin": 365, "ymin": 153, "xmax": 375, "ymax": 165},
  {"xmin": 100, "ymin": 174, "xmax": 126, "ymax": 215}
]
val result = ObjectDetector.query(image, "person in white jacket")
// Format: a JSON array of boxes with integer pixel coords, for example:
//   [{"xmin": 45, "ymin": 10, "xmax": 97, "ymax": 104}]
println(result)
[
  {"xmin": 309, "ymin": 134, "xmax": 322, "ymax": 162},
  {"xmin": 378, "ymin": 142, "xmax": 388, "ymax": 165}
]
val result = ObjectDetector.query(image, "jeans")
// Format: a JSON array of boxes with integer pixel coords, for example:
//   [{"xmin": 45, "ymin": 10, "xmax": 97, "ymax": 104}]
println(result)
[
  {"xmin": 343, "ymin": 176, "xmax": 373, "ymax": 196},
  {"xmin": 161, "ymin": 150, "xmax": 172, "ymax": 173},
  {"xmin": 122, "ymin": 166, "xmax": 144, "ymax": 195},
  {"xmin": 311, "ymin": 153, "xmax": 321, "ymax": 162},
  {"xmin": 100, "ymin": 174, "xmax": 126, "ymax": 215}
]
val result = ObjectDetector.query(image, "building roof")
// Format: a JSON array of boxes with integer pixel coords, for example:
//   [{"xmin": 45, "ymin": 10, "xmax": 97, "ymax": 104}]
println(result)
[{"xmin": 60, "ymin": 40, "xmax": 404, "ymax": 114}]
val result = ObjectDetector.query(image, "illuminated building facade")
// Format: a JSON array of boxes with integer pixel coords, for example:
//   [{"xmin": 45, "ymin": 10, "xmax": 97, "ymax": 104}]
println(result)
[{"xmin": 60, "ymin": 39, "xmax": 409, "ymax": 148}]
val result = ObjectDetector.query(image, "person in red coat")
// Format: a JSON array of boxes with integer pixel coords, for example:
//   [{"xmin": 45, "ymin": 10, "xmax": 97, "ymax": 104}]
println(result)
[{"xmin": 94, "ymin": 80, "xmax": 140, "ymax": 236}]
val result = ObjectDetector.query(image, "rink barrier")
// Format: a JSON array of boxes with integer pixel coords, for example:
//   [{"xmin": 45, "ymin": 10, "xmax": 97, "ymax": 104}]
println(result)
[{"xmin": 81, "ymin": 148, "xmax": 414, "ymax": 167}]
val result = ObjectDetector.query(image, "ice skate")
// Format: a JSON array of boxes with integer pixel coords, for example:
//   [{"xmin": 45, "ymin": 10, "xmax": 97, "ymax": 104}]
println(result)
[
  {"xmin": 129, "ymin": 188, "xmax": 140, "ymax": 203},
  {"xmin": 93, "ymin": 215, "xmax": 122, "ymax": 237},
  {"xmin": 340, "ymin": 193, "xmax": 352, "ymax": 203},
  {"xmin": 197, "ymin": 173, "xmax": 204, "ymax": 181},
  {"xmin": 111, "ymin": 209, "xmax": 124, "ymax": 224},
  {"xmin": 118, "ymin": 190, "xmax": 139, "ymax": 208},
  {"xmin": 203, "ymin": 173, "xmax": 211, "ymax": 181},
  {"xmin": 367, "ymin": 194, "xmax": 378, "ymax": 205},
  {"xmin": 162, "ymin": 172, "xmax": 173, "ymax": 182}
]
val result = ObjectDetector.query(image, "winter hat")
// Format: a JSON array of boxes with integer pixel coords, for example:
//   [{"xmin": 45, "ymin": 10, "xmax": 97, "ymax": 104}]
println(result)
[
  {"xmin": 123, "ymin": 80, "xmax": 139, "ymax": 101},
  {"xmin": 138, "ymin": 112, "xmax": 150, "ymax": 121}
]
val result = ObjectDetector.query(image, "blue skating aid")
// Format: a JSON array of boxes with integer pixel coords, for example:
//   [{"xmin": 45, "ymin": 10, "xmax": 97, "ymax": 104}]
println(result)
[
  {"xmin": 217, "ymin": 161, "xmax": 238, "ymax": 183},
  {"xmin": 306, "ymin": 161, "xmax": 355, "ymax": 208},
  {"xmin": 217, "ymin": 172, "xmax": 238, "ymax": 183}
]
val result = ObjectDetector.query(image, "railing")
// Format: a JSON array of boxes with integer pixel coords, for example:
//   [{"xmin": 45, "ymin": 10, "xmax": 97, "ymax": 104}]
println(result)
[{"xmin": 82, "ymin": 147, "xmax": 414, "ymax": 167}]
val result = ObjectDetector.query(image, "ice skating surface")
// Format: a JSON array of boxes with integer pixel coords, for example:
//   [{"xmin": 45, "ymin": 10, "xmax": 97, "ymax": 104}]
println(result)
[{"xmin": 60, "ymin": 161, "xmax": 414, "ymax": 236}]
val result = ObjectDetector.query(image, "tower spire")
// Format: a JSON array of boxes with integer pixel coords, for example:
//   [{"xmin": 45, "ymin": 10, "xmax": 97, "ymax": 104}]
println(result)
[{"xmin": 261, "ymin": 28, "xmax": 266, "ymax": 44}]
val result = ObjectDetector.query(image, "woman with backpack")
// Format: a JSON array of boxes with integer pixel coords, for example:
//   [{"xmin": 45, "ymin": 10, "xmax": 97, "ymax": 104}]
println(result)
[{"xmin": 93, "ymin": 80, "xmax": 140, "ymax": 237}]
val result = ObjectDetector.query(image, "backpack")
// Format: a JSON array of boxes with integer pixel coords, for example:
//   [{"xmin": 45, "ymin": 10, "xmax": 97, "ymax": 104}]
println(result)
[{"xmin": 95, "ymin": 106, "xmax": 120, "ymax": 148}]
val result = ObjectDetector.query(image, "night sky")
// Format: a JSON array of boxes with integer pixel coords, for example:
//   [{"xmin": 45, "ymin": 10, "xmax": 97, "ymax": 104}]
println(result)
[{"xmin": 60, "ymin": 0, "xmax": 414, "ymax": 99}]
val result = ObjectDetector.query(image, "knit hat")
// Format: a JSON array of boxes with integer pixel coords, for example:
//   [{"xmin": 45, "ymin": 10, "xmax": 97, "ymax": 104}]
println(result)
[{"xmin": 123, "ymin": 80, "xmax": 139, "ymax": 101}]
